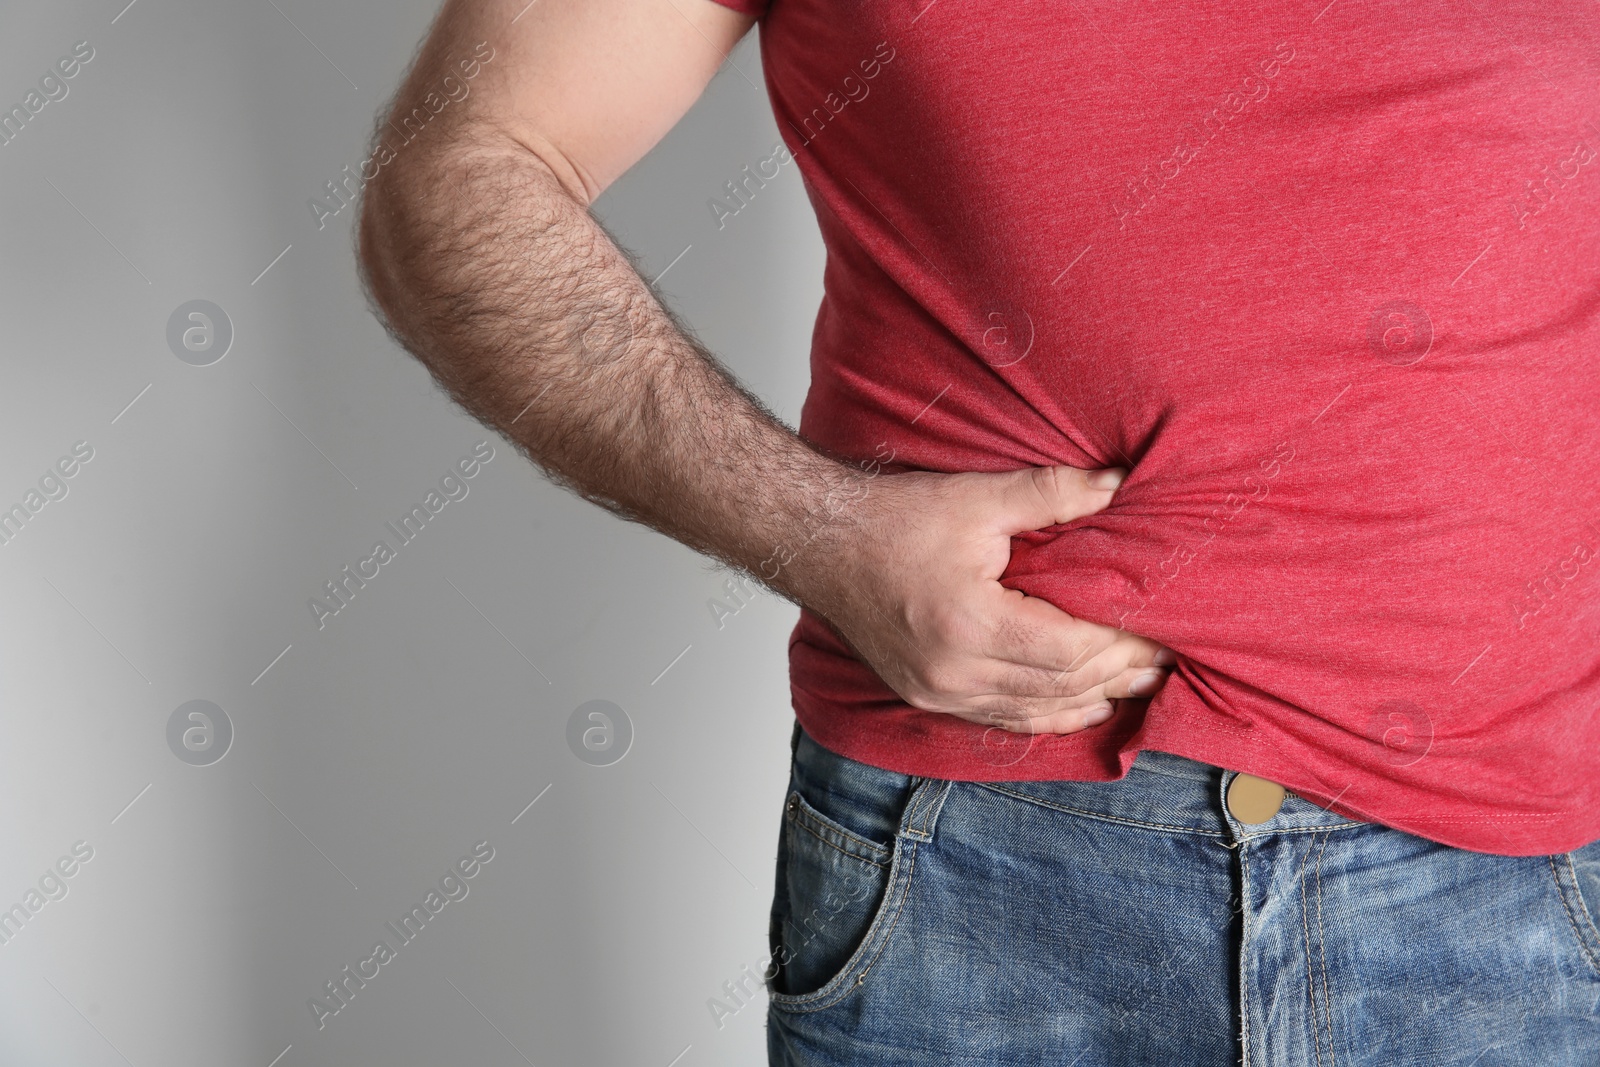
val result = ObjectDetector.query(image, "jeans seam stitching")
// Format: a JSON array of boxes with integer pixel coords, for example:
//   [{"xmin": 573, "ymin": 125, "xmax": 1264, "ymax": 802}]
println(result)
[
  {"xmin": 904, "ymin": 778, "xmax": 939, "ymax": 840},
  {"xmin": 1298, "ymin": 836, "xmax": 1324, "ymax": 1067},
  {"xmin": 1236, "ymin": 823, "xmax": 1365, "ymax": 842},
  {"xmin": 1561, "ymin": 851, "xmax": 1600, "ymax": 946},
  {"xmin": 1549, "ymin": 853, "xmax": 1600, "ymax": 978},
  {"xmin": 790, "ymin": 812, "xmax": 890, "ymax": 869},
  {"xmin": 771, "ymin": 840, "xmax": 920, "ymax": 1013},
  {"xmin": 1315, "ymin": 831, "xmax": 1336, "ymax": 1067},
  {"xmin": 788, "ymin": 791, "xmax": 893, "ymax": 865},
  {"xmin": 976, "ymin": 783, "xmax": 1227, "ymax": 837},
  {"xmin": 1239, "ymin": 842, "xmax": 1253, "ymax": 1067}
]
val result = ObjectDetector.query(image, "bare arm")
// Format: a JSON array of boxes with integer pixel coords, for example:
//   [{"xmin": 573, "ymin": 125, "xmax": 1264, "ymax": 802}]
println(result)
[
  {"xmin": 358, "ymin": 2, "xmax": 852, "ymax": 606},
  {"xmin": 357, "ymin": 0, "xmax": 1172, "ymax": 731}
]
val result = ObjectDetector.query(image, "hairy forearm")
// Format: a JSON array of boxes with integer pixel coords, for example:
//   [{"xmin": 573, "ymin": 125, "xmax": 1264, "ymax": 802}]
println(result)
[{"xmin": 356, "ymin": 131, "xmax": 863, "ymax": 602}]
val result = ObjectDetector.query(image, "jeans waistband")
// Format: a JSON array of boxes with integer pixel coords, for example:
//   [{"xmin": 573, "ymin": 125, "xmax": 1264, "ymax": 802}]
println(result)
[
  {"xmin": 791, "ymin": 723, "xmax": 1368, "ymax": 843},
  {"xmin": 1127, "ymin": 746, "xmax": 1222, "ymax": 784},
  {"xmin": 977, "ymin": 744, "xmax": 1368, "ymax": 840}
]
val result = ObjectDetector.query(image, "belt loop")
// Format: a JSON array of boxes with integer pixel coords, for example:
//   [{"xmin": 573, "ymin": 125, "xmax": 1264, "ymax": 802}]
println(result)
[
  {"xmin": 899, "ymin": 777, "xmax": 953, "ymax": 842},
  {"xmin": 789, "ymin": 718, "xmax": 802, "ymax": 760}
]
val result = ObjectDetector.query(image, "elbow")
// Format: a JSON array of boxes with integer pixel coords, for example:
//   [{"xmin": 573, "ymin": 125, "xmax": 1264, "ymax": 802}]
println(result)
[
  {"xmin": 352, "ymin": 121, "xmax": 593, "ymax": 360},
  {"xmin": 353, "ymin": 137, "xmax": 458, "ymax": 338},
  {"xmin": 354, "ymin": 170, "xmax": 401, "ymax": 325},
  {"xmin": 354, "ymin": 125, "xmax": 573, "ymax": 315},
  {"xmin": 354, "ymin": 137, "xmax": 431, "ymax": 321}
]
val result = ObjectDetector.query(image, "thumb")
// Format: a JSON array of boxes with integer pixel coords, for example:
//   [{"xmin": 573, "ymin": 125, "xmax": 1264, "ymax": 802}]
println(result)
[{"xmin": 990, "ymin": 464, "xmax": 1126, "ymax": 535}]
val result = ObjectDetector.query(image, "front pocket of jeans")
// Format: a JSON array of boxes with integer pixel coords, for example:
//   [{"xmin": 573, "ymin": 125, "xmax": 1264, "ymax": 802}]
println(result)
[
  {"xmin": 1550, "ymin": 843, "xmax": 1600, "ymax": 980},
  {"xmin": 767, "ymin": 787, "xmax": 900, "ymax": 1006}
]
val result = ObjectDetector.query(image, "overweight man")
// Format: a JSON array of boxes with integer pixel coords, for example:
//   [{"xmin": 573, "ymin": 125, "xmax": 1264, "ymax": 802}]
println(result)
[{"xmin": 356, "ymin": 0, "xmax": 1600, "ymax": 1062}]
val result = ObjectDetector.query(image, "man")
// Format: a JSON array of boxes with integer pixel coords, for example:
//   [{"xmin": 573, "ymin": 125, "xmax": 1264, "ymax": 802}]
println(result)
[{"xmin": 357, "ymin": 0, "xmax": 1600, "ymax": 1062}]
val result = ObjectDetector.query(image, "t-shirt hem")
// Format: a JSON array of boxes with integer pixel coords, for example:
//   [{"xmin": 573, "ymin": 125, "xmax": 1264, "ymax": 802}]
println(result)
[{"xmin": 788, "ymin": 684, "xmax": 1597, "ymax": 857}]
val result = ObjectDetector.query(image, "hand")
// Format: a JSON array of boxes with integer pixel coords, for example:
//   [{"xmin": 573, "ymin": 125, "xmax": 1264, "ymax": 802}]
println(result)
[{"xmin": 795, "ymin": 464, "xmax": 1174, "ymax": 735}]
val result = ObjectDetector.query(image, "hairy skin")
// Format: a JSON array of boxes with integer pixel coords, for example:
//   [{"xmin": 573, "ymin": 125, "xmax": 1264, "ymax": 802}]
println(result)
[
  {"xmin": 355, "ymin": 20, "xmax": 1170, "ymax": 733},
  {"xmin": 360, "ymin": 136, "xmax": 863, "ymax": 601}
]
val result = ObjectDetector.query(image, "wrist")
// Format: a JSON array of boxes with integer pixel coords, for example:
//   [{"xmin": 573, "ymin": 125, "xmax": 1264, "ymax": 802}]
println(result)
[{"xmin": 757, "ymin": 461, "xmax": 882, "ymax": 612}]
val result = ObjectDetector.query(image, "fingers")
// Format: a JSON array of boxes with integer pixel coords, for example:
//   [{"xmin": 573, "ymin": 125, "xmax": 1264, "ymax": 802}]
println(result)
[
  {"xmin": 1018, "ymin": 699, "xmax": 1118, "ymax": 734},
  {"xmin": 983, "ymin": 590, "xmax": 1117, "ymax": 675},
  {"xmin": 988, "ymin": 464, "xmax": 1129, "ymax": 536},
  {"xmin": 953, "ymin": 622, "xmax": 1175, "ymax": 722},
  {"xmin": 982, "ymin": 590, "xmax": 1174, "ymax": 695},
  {"xmin": 983, "ymin": 654, "xmax": 1139, "ymax": 704},
  {"xmin": 969, "ymin": 655, "xmax": 1172, "ymax": 717},
  {"xmin": 844, "ymin": 459, "xmax": 1173, "ymax": 731},
  {"xmin": 956, "ymin": 696, "xmax": 1146, "ymax": 737},
  {"xmin": 1094, "ymin": 665, "xmax": 1172, "ymax": 701}
]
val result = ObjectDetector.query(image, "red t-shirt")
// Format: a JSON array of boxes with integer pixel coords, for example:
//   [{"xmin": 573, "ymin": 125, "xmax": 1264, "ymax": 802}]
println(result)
[{"xmin": 709, "ymin": 0, "xmax": 1600, "ymax": 855}]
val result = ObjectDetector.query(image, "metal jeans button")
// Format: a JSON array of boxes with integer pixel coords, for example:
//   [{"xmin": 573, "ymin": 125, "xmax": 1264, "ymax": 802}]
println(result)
[{"xmin": 1227, "ymin": 773, "xmax": 1287, "ymax": 824}]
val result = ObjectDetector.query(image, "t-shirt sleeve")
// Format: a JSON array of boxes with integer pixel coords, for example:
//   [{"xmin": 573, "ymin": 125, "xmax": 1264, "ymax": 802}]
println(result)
[{"xmin": 707, "ymin": 0, "xmax": 767, "ymax": 16}]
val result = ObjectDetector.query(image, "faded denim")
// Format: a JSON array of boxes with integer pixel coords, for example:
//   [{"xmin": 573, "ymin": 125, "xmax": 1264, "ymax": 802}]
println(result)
[{"xmin": 767, "ymin": 723, "xmax": 1600, "ymax": 1065}]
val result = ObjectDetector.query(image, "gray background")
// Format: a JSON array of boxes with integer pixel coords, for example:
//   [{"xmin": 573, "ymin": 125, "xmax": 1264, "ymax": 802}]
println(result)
[{"xmin": 0, "ymin": 2, "xmax": 817, "ymax": 1063}]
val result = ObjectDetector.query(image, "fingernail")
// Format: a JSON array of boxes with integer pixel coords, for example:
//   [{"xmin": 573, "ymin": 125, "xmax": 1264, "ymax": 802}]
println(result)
[
  {"xmin": 1154, "ymin": 648, "xmax": 1177, "ymax": 667},
  {"xmin": 1087, "ymin": 467, "xmax": 1128, "ymax": 490},
  {"xmin": 1082, "ymin": 702, "xmax": 1114, "ymax": 726},
  {"xmin": 1129, "ymin": 670, "xmax": 1165, "ymax": 697}
]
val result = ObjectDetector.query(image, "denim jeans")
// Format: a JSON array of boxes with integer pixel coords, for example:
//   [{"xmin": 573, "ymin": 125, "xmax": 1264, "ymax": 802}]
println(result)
[{"xmin": 766, "ymin": 723, "xmax": 1600, "ymax": 1065}]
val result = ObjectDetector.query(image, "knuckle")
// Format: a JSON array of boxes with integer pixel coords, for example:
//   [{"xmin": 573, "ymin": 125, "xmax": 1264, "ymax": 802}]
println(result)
[
  {"xmin": 914, "ymin": 664, "xmax": 955, "ymax": 699},
  {"xmin": 909, "ymin": 600, "xmax": 955, "ymax": 645},
  {"xmin": 923, "ymin": 617, "xmax": 959, "ymax": 652},
  {"xmin": 1042, "ymin": 463, "xmax": 1072, "ymax": 502},
  {"xmin": 983, "ymin": 698, "xmax": 1032, "ymax": 729},
  {"xmin": 990, "ymin": 610, "xmax": 1035, "ymax": 654},
  {"xmin": 910, "ymin": 660, "xmax": 975, "ymax": 707},
  {"xmin": 1013, "ymin": 662, "xmax": 1084, "ymax": 699},
  {"xmin": 1026, "ymin": 465, "xmax": 1063, "ymax": 513}
]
